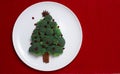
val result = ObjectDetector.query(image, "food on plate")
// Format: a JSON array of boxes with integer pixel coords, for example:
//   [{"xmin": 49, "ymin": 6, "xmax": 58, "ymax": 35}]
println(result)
[{"xmin": 29, "ymin": 11, "xmax": 65, "ymax": 63}]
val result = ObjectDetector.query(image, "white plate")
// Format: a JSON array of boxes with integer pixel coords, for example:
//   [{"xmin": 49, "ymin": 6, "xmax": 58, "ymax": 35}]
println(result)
[{"xmin": 12, "ymin": 1, "xmax": 83, "ymax": 71}]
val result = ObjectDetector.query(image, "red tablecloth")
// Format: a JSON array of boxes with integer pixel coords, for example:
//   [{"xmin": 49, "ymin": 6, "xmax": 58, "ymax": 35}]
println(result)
[{"xmin": 1, "ymin": 0, "xmax": 120, "ymax": 73}]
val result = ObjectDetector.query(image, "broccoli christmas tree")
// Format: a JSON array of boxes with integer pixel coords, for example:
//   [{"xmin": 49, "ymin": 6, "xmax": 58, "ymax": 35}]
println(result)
[{"xmin": 29, "ymin": 11, "xmax": 65, "ymax": 63}]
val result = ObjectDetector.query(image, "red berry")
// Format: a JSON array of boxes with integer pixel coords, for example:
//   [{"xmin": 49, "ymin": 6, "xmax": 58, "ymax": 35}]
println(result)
[
  {"xmin": 38, "ymin": 32, "xmax": 41, "ymax": 35},
  {"xmin": 32, "ymin": 17, "xmax": 34, "ymax": 20},
  {"xmin": 57, "ymin": 44, "xmax": 61, "ymax": 46},
  {"xmin": 34, "ymin": 40, "xmax": 37, "ymax": 43},
  {"xmin": 42, "ymin": 45, "xmax": 45, "ymax": 48},
  {"xmin": 46, "ymin": 41, "xmax": 49, "ymax": 44},
  {"xmin": 52, "ymin": 33, "xmax": 55, "ymax": 36},
  {"xmin": 44, "ymin": 25, "xmax": 47, "ymax": 28},
  {"xmin": 30, "ymin": 42, "xmax": 32, "ymax": 45},
  {"xmin": 34, "ymin": 23, "xmax": 37, "ymax": 26},
  {"xmin": 44, "ymin": 33, "xmax": 47, "ymax": 35},
  {"xmin": 52, "ymin": 48, "xmax": 55, "ymax": 51},
  {"xmin": 34, "ymin": 47, "xmax": 38, "ymax": 51}
]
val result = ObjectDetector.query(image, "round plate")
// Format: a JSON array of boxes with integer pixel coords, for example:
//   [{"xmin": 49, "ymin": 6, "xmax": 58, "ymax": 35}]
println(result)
[{"xmin": 12, "ymin": 1, "xmax": 83, "ymax": 71}]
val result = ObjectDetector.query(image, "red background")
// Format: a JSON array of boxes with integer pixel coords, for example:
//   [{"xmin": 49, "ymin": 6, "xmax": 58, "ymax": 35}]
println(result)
[{"xmin": 0, "ymin": 0, "xmax": 120, "ymax": 73}]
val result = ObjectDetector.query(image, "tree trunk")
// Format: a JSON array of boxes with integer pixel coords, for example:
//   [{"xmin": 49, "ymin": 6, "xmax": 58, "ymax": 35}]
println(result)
[{"xmin": 43, "ymin": 52, "xmax": 49, "ymax": 63}]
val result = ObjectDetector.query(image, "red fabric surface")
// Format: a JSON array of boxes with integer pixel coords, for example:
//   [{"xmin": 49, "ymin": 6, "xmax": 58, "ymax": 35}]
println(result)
[{"xmin": 0, "ymin": 0, "xmax": 120, "ymax": 73}]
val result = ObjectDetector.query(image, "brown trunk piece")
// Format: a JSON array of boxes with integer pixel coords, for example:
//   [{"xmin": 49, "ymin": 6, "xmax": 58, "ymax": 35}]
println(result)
[{"xmin": 43, "ymin": 52, "xmax": 49, "ymax": 63}]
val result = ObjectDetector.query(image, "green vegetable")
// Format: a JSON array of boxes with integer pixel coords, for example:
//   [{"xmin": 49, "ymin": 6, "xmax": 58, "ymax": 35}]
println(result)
[{"xmin": 29, "ymin": 11, "xmax": 65, "ymax": 63}]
